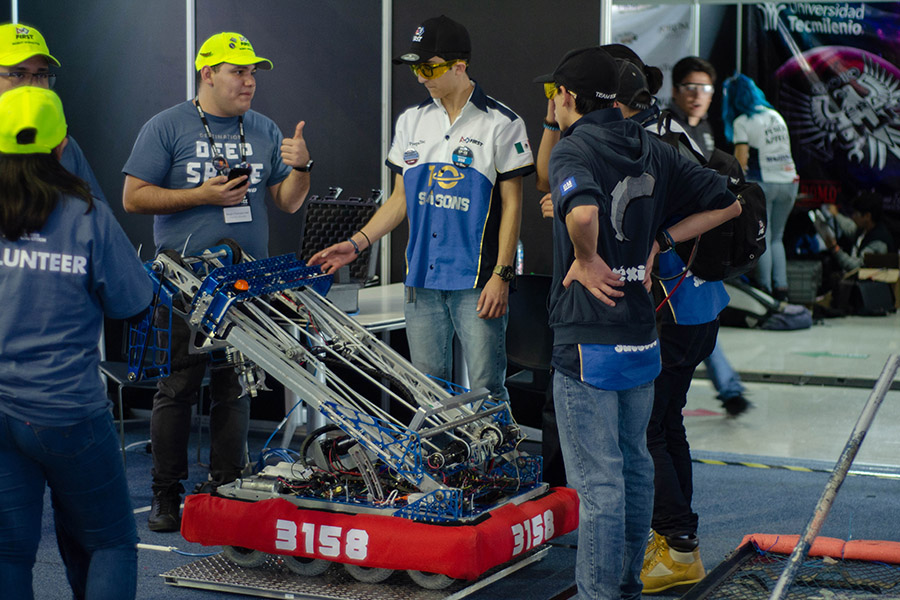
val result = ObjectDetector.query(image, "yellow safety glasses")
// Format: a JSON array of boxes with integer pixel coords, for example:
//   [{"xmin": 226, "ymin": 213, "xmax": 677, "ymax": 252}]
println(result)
[
  {"xmin": 544, "ymin": 82, "xmax": 560, "ymax": 100},
  {"xmin": 410, "ymin": 60, "xmax": 462, "ymax": 80}
]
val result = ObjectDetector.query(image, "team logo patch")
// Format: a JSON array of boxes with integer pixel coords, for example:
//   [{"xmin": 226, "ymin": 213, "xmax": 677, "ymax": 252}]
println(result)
[
  {"xmin": 412, "ymin": 26, "xmax": 424, "ymax": 42},
  {"xmin": 514, "ymin": 140, "xmax": 530, "ymax": 154},
  {"xmin": 559, "ymin": 176, "xmax": 576, "ymax": 196},
  {"xmin": 16, "ymin": 26, "xmax": 29, "ymax": 35},
  {"xmin": 452, "ymin": 146, "xmax": 474, "ymax": 168},
  {"xmin": 403, "ymin": 148, "xmax": 419, "ymax": 165},
  {"xmin": 428, "ymin": 165, "xmax": 465, "ymax": 189}
]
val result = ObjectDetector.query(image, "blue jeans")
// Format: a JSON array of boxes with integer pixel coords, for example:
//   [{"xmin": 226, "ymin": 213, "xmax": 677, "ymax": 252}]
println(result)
[
  {"xmin": 554, "ymin": 372, "xmax": 654, "ymax": 600},
  {"xmin": 703, "ymin": 341, "xmax": 745, "ymax": 400},
  {"xmin": 0, "ymin": 411, "xmax": 137, "ymax": 600},
  {"xmin": 404, "ymin": 287, "xmax": 509, "ymax": 400},
  {"xmin": 755, "ymin": 180, "xmax": 799, "ymax": 291}
]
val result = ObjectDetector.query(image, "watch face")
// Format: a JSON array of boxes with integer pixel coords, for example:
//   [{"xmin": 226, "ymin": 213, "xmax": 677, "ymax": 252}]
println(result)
[{"xmin": 495, "ymin": 265, "xmax": 514, "ymax": 281}]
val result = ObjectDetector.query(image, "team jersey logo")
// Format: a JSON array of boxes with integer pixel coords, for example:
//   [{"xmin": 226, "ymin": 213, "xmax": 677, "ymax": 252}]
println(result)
[
  {"xmin": 428, "ymin": 165, "xmax": 465, "ymax": 189},
  {"xmin": 452, "ymin": 146, "xmax": 474, "ymax": 168},
  {"xmin": 560, "ymin": 176, "xmax": 576, "ymax": 196}
]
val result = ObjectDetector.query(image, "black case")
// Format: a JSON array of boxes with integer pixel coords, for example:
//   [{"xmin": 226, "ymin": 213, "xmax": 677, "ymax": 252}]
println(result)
[{"xmin": 297, "ymin": 187, "xmax": 382, "ymax": 282}]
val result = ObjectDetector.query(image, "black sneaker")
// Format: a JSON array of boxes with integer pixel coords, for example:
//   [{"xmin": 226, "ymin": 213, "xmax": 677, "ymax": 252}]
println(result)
[
  {"xmin": 192, "ymin": 480, "xmax": 218, "ymax": 494},
  {"xmin": 722, "ymin": 396, "xmax": 751, "ymax": 417},
  {"xmin": 148, "ymin": 491, "xmax": 181, "ymax": 532}
]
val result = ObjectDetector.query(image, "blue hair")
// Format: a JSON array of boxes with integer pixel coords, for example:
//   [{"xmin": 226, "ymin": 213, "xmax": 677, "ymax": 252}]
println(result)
[{"xmin": 722, "ymin": 74, "xmax": 773, "ymax": 142}]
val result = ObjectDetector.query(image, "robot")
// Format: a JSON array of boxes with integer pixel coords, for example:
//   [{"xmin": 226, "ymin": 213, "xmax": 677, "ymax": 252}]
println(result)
[{"xmin": 127, "ymin": 240, "xmax": 578, "ymax": 589}]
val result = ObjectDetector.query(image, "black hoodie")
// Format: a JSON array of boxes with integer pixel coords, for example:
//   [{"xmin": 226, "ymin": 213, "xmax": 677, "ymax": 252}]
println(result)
[{"xmin": 547, "ymin": 108, "xmax": 734, "ymax": 348}]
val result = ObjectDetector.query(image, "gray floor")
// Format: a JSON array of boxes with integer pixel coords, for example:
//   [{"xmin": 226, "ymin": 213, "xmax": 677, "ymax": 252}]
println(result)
[
  {"xmin": 30, "ymin": 311, "xmax": 900, "ymax": 599},
  {"xmin": 688, "ymin": 312, "xmax": 900, "ymax": 468}
]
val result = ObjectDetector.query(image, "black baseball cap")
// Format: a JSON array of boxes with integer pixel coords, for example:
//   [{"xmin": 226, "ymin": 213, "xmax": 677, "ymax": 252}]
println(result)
[
  {"xmin": 616, "ymin": 59, "xmax": 652, "ymax": 110},
  {"xmin": 602, "ymin": 43, "xmax": 663, "ymax": 96},
  {"xmin": 393, "ymin": 15, "xmax": 471, "ymax": 64},
  {"xmin": 534, "ymin": 47, "xmax": 618, "ymax": 101}
]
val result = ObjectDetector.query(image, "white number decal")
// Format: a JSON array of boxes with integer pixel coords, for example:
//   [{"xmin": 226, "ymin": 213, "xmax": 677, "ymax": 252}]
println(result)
[
  {"xmin": 276, "ymin": 522, "xmax": 370, "ymax": 560},
  {"xmin": 345, "ymin": 529, "xmax": 369, "ymax": 560},
  {"xmin": 275, "ymin": 519, "xmax": 297, "ymax": 551},
  {"xmin": 510, "ymin": 510, "xmax": 556, "ymax": 556},
  {"xmin": 318, "ymin": 525, "xmax": 342, "ymax": 557}
]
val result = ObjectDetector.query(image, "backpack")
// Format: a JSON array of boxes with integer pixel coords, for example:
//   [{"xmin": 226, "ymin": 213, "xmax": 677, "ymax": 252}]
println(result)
[{"xmin": 656, "ymin": 112, "xmax": 768, "ymax": 282}]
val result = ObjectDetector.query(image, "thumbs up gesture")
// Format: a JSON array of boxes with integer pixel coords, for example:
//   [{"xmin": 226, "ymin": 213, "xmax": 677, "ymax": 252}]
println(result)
[{"xmin": 281, "ymin": 121, "xmax": 311, "ymax": 169}]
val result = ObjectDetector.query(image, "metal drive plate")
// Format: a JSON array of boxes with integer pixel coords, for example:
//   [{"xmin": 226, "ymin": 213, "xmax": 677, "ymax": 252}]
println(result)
[{"xmin": 162, "ymin": 547, "xmax": 549, "ymax": 600}]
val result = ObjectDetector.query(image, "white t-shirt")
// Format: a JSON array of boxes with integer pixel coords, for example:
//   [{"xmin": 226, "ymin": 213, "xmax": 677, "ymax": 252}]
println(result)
[{"xmin": 732, "ymin": 107, "xmax": 798, "ymax": 184}]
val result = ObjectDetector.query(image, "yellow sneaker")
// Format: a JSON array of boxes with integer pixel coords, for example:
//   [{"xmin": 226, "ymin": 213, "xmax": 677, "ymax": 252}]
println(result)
[
  {"xmin": 643, "ymin": 530, "xmax": 665, "ymax": 568},
  {"xmin": 640, "ymin": 535, "xmax": 705, "ymax": 594}
]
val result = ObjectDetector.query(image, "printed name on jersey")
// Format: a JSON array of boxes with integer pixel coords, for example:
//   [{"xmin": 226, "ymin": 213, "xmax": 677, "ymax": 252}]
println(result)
[
  {"xmin": 418, "ymin": 191, "xmax": 470, "ymax": 211},
  {"xmin": 1, "ymin": 248, "xmax": 88, "ymax": 275}
]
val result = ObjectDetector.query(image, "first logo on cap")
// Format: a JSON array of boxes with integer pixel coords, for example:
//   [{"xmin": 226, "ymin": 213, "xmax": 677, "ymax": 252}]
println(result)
[{"xmin": 412, "ymin": 26, "xmax": 424, "ymax": 42}]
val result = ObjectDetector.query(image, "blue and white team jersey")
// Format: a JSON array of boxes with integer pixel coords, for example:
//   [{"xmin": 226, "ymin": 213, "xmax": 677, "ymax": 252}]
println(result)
[
  {"xmin": 386, "ymin": 83, "xmax": 534, "ymax": 290},
  {"xmin": 123, "ymin": 101, "xmax": 292, "ymax": 259},
  {"xmin": 656, "ymin": 250, "xmax": 730, "ymax": 325}
]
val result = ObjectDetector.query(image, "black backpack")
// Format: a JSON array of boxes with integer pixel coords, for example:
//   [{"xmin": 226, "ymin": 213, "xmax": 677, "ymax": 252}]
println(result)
[{"xmin": 656, "ymin": 113, "xmax": 768, "ymax": 282}]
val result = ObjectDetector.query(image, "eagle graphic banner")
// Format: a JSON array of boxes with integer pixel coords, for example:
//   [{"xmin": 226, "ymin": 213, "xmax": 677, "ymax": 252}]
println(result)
[{"xmin": 746, "ymin": 2, "xmax": 900, "ymax": 209}]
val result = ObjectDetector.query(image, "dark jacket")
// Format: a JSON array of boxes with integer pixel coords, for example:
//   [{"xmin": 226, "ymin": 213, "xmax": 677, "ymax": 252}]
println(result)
[{"xmin": 547, "ymin": 108, "xmax": 735, "ymax": 347}]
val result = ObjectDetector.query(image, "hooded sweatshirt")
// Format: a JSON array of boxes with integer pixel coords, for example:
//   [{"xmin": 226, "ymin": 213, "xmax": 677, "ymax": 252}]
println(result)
[{"xmin": 547, "ymin": 108, "xmax": 735, "ymax": 351}]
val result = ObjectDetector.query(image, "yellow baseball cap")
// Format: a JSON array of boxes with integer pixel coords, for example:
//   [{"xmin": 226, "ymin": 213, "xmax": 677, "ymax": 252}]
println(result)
[
  {"xmin": 0, "ymin": 86, "xmax": 67, "ymax": 154},
  {"xmin": 195, "ymin": 32, "xmax": 272, "ymax": 71},
  {"xmin": 0, "ymin": 23, "xmax": 60, "ymax": 67}
]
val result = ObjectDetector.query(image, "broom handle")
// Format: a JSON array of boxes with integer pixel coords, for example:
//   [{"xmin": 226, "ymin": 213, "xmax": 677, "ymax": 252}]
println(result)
[{"xmin": 769, "ymin": 354, "xmax": 900, "ymax": 600}]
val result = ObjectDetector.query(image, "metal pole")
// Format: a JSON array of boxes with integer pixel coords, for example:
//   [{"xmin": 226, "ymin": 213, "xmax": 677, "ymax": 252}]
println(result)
[
  {"xmin": 735, "ymin": 1, "xmax": 743, "ymax": 74},
  {"xmin": 379, "ymin": 0, "xmax": 392, "ymax": 286},
  {"xmin": 185, "ymin": 0, "xmax": 195, "ymax": 101},
  {"xmin": 599, "ymin": 0, "xmax": 612, "ymax": 45},
  {"xmin": 768, "ymin": 354, "xmax": 900, "ymax": 600}
]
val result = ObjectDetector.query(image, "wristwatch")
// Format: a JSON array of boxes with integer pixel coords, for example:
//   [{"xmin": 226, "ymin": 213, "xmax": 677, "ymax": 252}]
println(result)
[
  {"xmin": 493, "ymin": 264, "xmax": 515, "ymax": 282},
  {"xmin": 293, "ymin": 159, "xmax": 314, "ymax": 172}
]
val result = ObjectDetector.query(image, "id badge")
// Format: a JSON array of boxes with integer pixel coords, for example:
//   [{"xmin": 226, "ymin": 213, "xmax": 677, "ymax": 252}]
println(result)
[{"xmin": 223, "ymin": 200, "xmax": 252, "ymax": 224}]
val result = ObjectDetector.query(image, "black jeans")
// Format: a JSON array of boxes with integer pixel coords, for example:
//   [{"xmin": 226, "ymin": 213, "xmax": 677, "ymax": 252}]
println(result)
[
  {"xmin": 647, "ymin": 319, "xmax": 719, "ymax": 538},
  {"xmin": 150, "ymin": 308, "xmax": 248, "ymax": 494}
]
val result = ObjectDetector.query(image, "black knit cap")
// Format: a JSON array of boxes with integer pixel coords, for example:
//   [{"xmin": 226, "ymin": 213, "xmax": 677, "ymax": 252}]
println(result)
[
  {"xmin": 393, "ymin": 15, "xmax": 471, "ymax": 64},
  {"xmin": 534, "ymin": 47, "xmax": 618, "ymax": 102}
]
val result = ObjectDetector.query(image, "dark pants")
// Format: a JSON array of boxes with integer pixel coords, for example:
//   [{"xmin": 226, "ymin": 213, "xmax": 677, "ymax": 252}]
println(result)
[
  {"xmin": 648, "ymin": 319, "xmax": 719, "ymax": 537},
  {"xmin": 150, "ymin": 310, "xmax": 248, "ymax": 494}
]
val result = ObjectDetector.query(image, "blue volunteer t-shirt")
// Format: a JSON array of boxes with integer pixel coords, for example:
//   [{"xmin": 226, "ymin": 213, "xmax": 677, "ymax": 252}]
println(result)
[
  {"xmin": 123, "ymin": 101, "xmax": 292, "ymax": 259},
  {"xmin": 0, "ymin": 197, "xmax": 154, "ymax": 426},
  {"xmin": 60, "ymin": 136, "xmax": 107, "ymax": 204}
]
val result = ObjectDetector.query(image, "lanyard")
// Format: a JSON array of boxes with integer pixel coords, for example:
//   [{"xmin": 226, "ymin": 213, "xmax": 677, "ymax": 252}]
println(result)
[{"xmin": 194, "ymin": 99, "xmax": 246, "ymax": 174}]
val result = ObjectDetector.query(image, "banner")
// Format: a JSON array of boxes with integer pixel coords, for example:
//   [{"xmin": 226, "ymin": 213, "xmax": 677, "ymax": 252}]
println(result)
[
  {"xmin": 749, "ymin": 2, "xmax": 900, "ymax": 206},
  {"xmin": 611, "ymin": 4, "xmax": 694, "ymax": 108}
]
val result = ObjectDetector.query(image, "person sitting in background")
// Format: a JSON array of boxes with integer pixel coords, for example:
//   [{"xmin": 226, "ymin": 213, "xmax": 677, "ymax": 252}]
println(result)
[
  {"xmin": 722, "ymin": 73, "xmax": 799, "ymax": 300},
  {"xmin": 0, "ymin": 87, "xmax": 153, "ymax": 600},
  {"xmin": 821, "ymin": 192, "xmax": 896, "ymax": 272}
]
